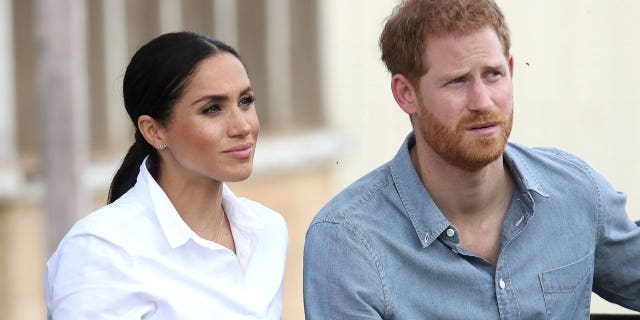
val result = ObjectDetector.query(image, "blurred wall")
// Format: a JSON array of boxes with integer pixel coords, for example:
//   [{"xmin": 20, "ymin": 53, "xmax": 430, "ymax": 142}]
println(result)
[{"xmin": 0, "ymin": 0, "xmax": 639, "ymax": 319}]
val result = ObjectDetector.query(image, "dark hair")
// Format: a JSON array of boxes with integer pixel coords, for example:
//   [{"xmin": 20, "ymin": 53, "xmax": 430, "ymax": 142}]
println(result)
[
  {"xmin": 108, "ymin": 32, "xmax": 243, "ymax": 203},
  {"xmin": 379, "ymin": 0, "xmax": 510, "ymax": 85}
]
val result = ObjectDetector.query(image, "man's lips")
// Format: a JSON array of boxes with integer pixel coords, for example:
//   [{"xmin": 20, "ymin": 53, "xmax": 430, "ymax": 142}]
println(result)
[
  {"xmin": 466, "ymin": 122, "xmax": 501, "ymax": 136},
  {"xmin": 223, "ymin": 143, "xmax": 253, "ymax": 158},
  {"xmin": 468, "ymin": 121, "xmax": 500, "ymax": 130}
]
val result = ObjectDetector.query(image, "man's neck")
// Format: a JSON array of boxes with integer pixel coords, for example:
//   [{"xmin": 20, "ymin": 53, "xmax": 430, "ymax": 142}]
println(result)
[
  {"xmin": 411, "ymin": 144, "xmax": 514, "ymax": 215},
  {"xmin": 410, "ymin": 143, "xmax": 515, "ymax": 265}
]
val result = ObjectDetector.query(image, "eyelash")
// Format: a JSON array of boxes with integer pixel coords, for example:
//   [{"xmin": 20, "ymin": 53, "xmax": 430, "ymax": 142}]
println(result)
[
  {"xmin": 202, "ymin": 104, "xmax": 222, "ymax": 114},
  {"xmin": 201, "ymin": 95, "xmax": 256, "ymax": 114},
  {"xmin": 240, "ymin": 95, "xmax": 256, "ymax": 106}
]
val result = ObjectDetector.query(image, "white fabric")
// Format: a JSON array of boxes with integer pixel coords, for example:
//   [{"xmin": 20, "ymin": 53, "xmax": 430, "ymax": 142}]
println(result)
[{"xmin": 45, "ymin": 159, "xmax": 288, "ymax": 319}]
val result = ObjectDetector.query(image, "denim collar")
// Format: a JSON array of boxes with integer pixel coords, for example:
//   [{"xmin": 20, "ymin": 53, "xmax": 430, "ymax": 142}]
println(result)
[{"xmin": 389, "ymin": 132, "xmax": 550, "ymax": 248}]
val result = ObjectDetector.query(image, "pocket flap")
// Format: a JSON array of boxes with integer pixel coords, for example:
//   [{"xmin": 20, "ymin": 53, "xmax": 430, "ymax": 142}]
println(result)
[{"xmin": 539, "ymin": 253, "xmax": 593, "ymax": 293}]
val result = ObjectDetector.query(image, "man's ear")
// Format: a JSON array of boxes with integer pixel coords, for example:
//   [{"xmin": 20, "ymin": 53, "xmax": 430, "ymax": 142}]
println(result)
[
  {"xmin": 137, "ymin": 115, "xmax": 167, "ymax": 149},
  {"xmin": 391, "ymin": 74, "xmax": 420, "ymax": 116},
  {"xmin": 508, "ymin": 54, "xmax": 514, "ymax": 78}
]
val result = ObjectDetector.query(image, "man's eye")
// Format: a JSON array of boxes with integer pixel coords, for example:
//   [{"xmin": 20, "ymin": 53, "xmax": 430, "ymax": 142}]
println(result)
[
  {"xmin": 487, "ymin": 71, "xmax": 503, "ymax": 78},
  {"xmin": 448, "ymin": 77, "xmax": 465, "ymax": 85}
]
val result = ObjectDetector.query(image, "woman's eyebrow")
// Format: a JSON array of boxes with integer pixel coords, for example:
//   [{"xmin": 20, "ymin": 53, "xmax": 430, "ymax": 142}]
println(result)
[{"xmin": 191, "ymin": 86, "xmax": 253, "ymax": 106}]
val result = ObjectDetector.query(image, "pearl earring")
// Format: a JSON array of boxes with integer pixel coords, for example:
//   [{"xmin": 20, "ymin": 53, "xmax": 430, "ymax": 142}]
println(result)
[{"xmin": 157, "ymin": 144, "xmax": 166, "ymax": 150}]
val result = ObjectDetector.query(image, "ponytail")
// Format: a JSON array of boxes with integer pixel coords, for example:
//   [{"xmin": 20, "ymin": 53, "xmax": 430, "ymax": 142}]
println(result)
[{"xmin": 107, "ymin": 131, "xmax": 158, "ymax": 203}]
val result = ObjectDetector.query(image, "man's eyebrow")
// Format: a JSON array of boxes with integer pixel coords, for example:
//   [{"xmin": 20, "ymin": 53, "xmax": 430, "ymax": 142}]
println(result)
[{"xmin": 483, "ymin": 62, "xmax": 506, "ymax": 71}]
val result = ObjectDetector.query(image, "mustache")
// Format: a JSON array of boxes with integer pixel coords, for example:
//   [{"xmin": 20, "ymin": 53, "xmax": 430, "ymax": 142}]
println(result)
[{"xmin": 457, "ymin": 111, "xmax": 507, "ymax": 129}]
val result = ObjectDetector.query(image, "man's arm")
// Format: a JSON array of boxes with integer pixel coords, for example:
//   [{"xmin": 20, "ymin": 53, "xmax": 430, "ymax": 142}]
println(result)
[
  {"xmin": 303, "ymin": 220, "xmax": 388, "ymax": 319},
  {"xmin": 592, "ymin": 171, "xmax": 640, "ymax": 311}
]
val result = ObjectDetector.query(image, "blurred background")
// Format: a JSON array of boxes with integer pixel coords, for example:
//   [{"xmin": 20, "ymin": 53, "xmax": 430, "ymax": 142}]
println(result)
[{"xmin": 1, "ymin": 0, "xmax": 639, "ymax": 318}]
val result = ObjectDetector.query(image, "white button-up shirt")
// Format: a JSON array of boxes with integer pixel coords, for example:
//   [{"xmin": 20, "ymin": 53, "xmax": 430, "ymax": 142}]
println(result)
[{"xmin": 45, "ymin": 159, "xmax": 288, "ymax": 319}]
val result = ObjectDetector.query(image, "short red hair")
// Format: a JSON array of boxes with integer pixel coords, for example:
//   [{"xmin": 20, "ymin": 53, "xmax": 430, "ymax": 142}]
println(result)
[{"xmin": 379, "ymin": 0, "xmax": 511, "ymax": 84}]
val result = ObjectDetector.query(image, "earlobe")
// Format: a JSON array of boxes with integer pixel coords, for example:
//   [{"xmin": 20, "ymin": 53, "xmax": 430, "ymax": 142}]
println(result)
[
  {"xmin": 391, "ymin": 74, "xmax": 419, "ymax": 115},
  {"xmin": 137, "ymin": 115, "xmax": 166, "ymax": 149}
]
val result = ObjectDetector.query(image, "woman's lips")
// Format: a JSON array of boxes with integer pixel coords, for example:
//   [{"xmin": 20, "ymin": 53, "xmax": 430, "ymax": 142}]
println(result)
[{"xmin": 223, "ymin": 143, "xmax": 253, "ymax": 159}]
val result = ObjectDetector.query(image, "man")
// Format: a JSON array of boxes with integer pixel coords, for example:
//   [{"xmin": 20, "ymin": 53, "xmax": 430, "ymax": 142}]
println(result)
[{"xmin": 303, "ymin": 0, "xmax": 640, "ymax": 318}]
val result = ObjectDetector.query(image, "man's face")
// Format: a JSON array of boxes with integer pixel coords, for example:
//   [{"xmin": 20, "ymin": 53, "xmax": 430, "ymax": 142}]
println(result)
[{"xmin": 414, "ymin": 26, "xmax": 514, "ymax": 171}]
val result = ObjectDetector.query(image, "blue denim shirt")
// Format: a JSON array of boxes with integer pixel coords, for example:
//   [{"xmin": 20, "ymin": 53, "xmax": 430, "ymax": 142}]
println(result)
[{"xmin": 304, "ymin": 133, "xmax": 640, "ymax": 319}]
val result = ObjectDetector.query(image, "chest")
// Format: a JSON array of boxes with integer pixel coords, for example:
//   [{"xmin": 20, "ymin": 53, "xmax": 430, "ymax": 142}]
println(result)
[
  {"xmin": 133, "ymin": 236, "xmax": 286, "ymax": 319},
  {"xmin": 378, "ymin": 200, "xmax": 597, "ymax": 319},
  {"xmin": 453, "ymin": 214, "xmax": 505, "ymax": 265}
]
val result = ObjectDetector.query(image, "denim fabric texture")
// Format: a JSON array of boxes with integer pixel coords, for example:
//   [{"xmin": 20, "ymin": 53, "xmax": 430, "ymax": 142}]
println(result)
[{"xmin": 303, "ymin": 132, "xmax": 640, "ymax": 319}]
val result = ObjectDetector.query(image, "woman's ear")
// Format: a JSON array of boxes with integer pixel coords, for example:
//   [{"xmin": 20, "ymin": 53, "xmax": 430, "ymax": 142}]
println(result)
[
  {"xmin": 137, "ymin": 115, "xmax": 167, "ymax": 150},
  {"xmin": 391, "ymin": 74, "xmax": 420, "ymax": 115}
]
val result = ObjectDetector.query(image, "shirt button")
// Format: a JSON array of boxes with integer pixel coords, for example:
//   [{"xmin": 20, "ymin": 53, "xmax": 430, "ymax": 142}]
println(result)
[
  {"xmin": 446, "ymin": 228, "xmax": 455, "ymax": 237},
  {"xmin": 498, "ymin": 279, "xmax": 506, "ymax": 289}
]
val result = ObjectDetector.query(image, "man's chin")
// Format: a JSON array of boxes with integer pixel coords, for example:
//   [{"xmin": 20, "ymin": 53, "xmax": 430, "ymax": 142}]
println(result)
[{"xmin": 450, "ymin": 140, "xmax": 507, "ymax": 171}]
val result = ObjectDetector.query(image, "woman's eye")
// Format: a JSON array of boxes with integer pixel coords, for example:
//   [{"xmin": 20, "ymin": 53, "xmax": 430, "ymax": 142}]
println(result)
[
  {"xmin": 202, "ymin": 104, "xmax": 222, "ymax": 114},
  {"xmin": 239, "ymin": 95, "xmax": 256, "ymax": 107}
]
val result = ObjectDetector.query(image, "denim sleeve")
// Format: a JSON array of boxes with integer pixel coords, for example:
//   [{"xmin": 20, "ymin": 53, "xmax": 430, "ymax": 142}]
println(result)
[
  {"xmin": 303, "ymin": 220, "xmax": 387, "ymax": 319},
  {"xmin": 592, "ymin": 170, "xmax": 640, "ymax": 311}
]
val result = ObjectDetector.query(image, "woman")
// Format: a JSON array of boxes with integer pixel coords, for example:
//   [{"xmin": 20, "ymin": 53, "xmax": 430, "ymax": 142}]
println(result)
[{"xmin": 45, "ymin": 32, "xmax": 288, "ymax": 319}]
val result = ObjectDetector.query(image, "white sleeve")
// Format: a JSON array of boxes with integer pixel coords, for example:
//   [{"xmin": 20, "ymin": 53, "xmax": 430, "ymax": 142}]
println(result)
[{"xmin": 45, "ymin": 234, "xmax": 155, "ymax": 319}]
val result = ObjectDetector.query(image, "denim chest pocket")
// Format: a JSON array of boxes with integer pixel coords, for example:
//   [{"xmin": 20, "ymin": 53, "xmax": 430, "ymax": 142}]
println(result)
[{"xmin": 538, "ymin": 253, "xmax": 593, "ymax": 319}]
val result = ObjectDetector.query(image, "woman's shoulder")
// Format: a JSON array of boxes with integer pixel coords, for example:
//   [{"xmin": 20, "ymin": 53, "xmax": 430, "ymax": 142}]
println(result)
[
  {"xmin": 238, "ymin": 197, "xmax": 287, "ymax": 232},
  {"xmin": 223, "ymin": 186, "xmax": 287, "ymax": 232},
  {"xmin": 61, "ymin": 190, "xmax": 156, "ymax": 249}
]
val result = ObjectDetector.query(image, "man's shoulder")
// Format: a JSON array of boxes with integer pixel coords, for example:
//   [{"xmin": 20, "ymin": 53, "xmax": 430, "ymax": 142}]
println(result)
[
  {"xmin": 506, "ymin": 142, "xmax": 602, "ymax": 189},
  {"xmin": 507, "ymin": 142, "xmax": 592, "ymax": 170},
  {"xmin": 312, "ymin": 163, "xmax": 395, "ymax": 225}
]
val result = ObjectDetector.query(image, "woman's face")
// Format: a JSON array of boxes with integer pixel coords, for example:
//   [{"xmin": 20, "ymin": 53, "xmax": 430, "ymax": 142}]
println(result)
[{"xmin": 159, "ymin": 53, "xmax": 259, "ymax": 184}]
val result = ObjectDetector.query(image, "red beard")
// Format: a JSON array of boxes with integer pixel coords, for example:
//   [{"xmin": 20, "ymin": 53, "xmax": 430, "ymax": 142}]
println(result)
[{"xmin": 417, "ymin": 104, "xmax": 513, "ymax": 172}]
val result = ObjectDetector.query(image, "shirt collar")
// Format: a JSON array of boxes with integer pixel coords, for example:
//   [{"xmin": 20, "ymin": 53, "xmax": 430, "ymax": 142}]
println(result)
[
  {"xmin": 138, "ymin": 158, "xmax": 193, "ymax": 248},
  {"xmin": 503, "ymin": 143, "xmax": 550, "ymax": 198},
  {"xmin": 389, "ymin": 132, "xmax": 549, "ymax": 248},
  {"xmin": 389, "ymin": 133, "xmax": 450, "ymax": 248},
  {"xmin": 221, "ymin": 183, "xmax": 265, "ymax": 237},
  {"xmin": 137, "ymin": 157, "xmax": 265, "ymax": 249}
]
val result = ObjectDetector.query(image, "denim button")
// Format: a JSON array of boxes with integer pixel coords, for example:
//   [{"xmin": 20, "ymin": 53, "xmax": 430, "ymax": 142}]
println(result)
[
  {"xmin": 498, "ymin": 279, "xmax": 506, "ymax": 289},
  {"xmin": 446, "ymin": 228, "xmax": 455, "ymax": 237}
]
